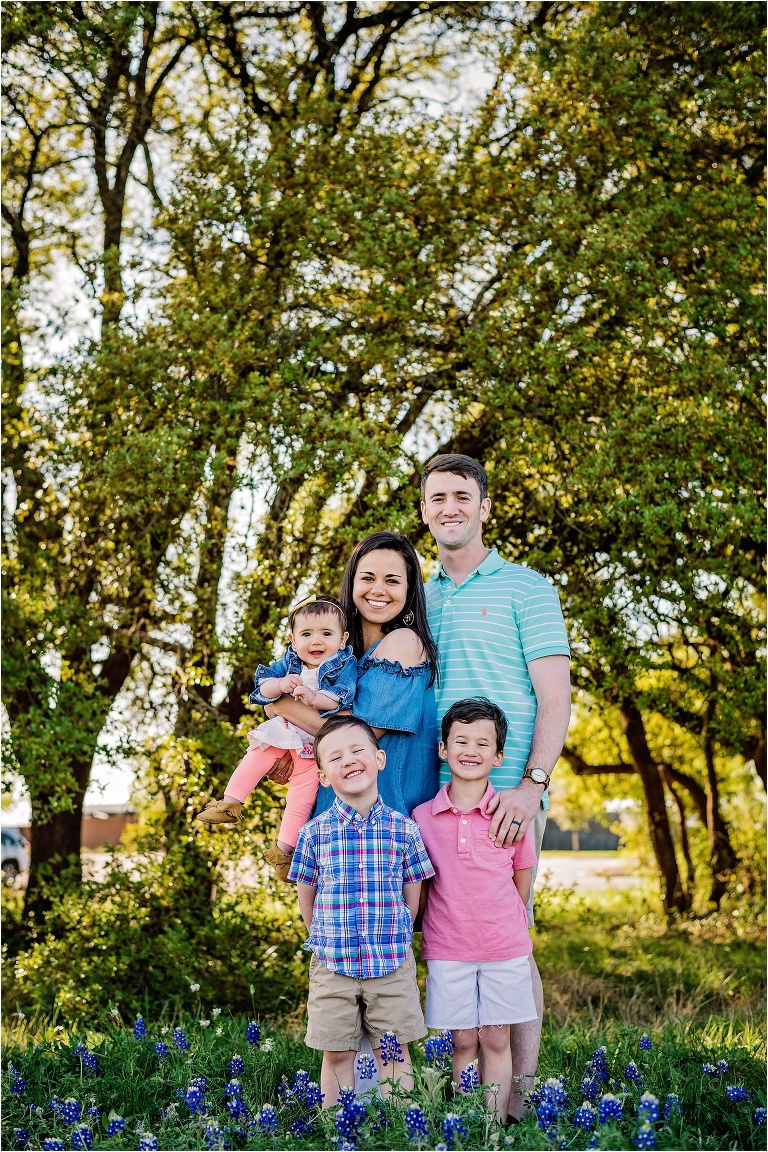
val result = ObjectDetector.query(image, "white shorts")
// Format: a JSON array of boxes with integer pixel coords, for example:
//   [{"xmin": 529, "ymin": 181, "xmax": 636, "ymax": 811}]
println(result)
[{"xmin": 425, "ymin": 956, "xmax": 538, "ymax": 1030}]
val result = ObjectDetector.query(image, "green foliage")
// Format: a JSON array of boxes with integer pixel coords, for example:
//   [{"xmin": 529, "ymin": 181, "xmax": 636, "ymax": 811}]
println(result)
[{"xmin": 0, "ymin": 1003, "xmax": 765, "ymax": 1150}]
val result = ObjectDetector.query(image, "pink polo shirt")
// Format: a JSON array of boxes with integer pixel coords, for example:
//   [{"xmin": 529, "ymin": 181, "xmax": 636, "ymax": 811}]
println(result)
[{"xmin": 412, "ymin": 783, "xmax": 537, "ymax": 962}]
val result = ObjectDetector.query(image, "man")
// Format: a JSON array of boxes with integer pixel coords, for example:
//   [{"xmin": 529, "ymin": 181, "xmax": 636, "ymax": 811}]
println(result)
[{"xmin": 420, "ymin": 452, "xmax": 571, "ymax": 1096}]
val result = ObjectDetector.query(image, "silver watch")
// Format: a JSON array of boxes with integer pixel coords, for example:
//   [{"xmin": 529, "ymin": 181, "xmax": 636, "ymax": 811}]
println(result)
[{"xmin": 523, "ymin": 766, "xmax": 550, "ymax": 787}]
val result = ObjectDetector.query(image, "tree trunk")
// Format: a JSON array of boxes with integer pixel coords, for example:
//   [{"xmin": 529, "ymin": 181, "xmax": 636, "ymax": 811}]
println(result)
[
  {"xmin": 620, "ymin": 701, "xmax": 690, "ymax": 914},
  {"xmin": 703, "ymin": 728, "xmax": 739, "ymax": 907},
  {"xmin": 23, "ymin": 761, "xmax": 88, "ymax": 923},
  {"xmin": 665, "ymin": 777, "xmax": 695, "ymax": 894}
]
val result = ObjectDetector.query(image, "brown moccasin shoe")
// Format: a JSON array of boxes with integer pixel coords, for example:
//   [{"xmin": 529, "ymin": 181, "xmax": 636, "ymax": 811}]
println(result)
[
  {"xmin": 196, "ymin": 799, "xmax": 243, "ymax": 825},
  {"xmin": 265, "ymin": 842, "xmax": 295, "ymax": 882}
]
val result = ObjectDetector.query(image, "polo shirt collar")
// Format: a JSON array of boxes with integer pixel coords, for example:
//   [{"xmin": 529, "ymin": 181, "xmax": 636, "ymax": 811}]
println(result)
[
  {"xmin": 332, "ymin": 796, "xmax": 384, "ymax": 825},
  {"xmin": 431, "ymin": 782, "xmax": 497, "ymax": 815},
  {"xmin": 436, "ymin": 547, "xmax": 506, "ymax": 581}
]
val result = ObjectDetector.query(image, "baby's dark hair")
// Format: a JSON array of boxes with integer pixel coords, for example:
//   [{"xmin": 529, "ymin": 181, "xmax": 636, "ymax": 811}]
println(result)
[
  {"xmin": 441, "ymin": 697, "xmax": 508, "ymax": 753},
  {"xmin": 288, "ymin": 595, "xmax": 346, "ymax": 634},
  {"xmin": 314, "ymin": 714, "xmax": 380, "ymax": 769}
]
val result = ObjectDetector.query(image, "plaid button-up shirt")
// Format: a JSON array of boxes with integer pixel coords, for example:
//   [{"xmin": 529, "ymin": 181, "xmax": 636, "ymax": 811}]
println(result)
[{"xmin": 289, "ymin": 796, "xmax": 435, "ymax": 978}]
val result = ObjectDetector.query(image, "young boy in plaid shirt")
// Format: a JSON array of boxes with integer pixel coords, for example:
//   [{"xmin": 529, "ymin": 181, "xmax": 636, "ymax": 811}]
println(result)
[{"xmin": 288, "ymin": 714, "xmax": 434, "ymax": 1106}]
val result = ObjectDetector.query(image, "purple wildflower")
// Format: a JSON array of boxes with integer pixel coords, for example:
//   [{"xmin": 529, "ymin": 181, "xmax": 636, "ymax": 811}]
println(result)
[
  {"xmin": 625, "ymin": 1061, "xmax": 644, "ymax": 1086},
  {"xmin": 639, "ymin": 1035, "xmax": 652, "ymax": 1051},
  {"xmin": 356, "ymin": 1054, "xmax": 377, "ymax": 1080},
  {"xmin": 405, "ymin": 1105, "xmax": 430, "ymax": 1142},
  {"xmin": 442, "ymin": 1113, "xmax": 468, "ymax": 1149},
  {"xmin": 42, "ymin": 1142, "xmax": 65, "ymax": 1151},
  {"xmin": 245, "ymin": 1021, "xmax": 261, "ymax": 1046},
  {"xmin": 154, "ymin": 1042, "xmax": 169, "ymax": 1061},
  {"xmin": 335, "ymin": 1098, "xmax": 367, "ymax": 1143},
  {"xmin": 71, "ymin": 1126, "xmax": 92, "ymax": 1151},
  {"xmin": 702, "ymin": 1062, "xmax": 717, "ymax": 1075},
  {"xmin": 229, "ymin": 1054, "xmax": 245, "ymax": 1076},
  {"xmin": 754, "ymin": 1107, "xmax": 767, "ymax": 1125},
  {"xmin": 132, "ymin": 1016, "xmax": 147, "ymax": 1040},
  {"xmin": 172, "ymin": 1028, "xmax": 188, "ymax": 1051},
  {"xmin": 664, "ymin": 1094, "xmax": 681, "ymax": 1122},
  {"xmin": 597, "ymin": 1093, "xmax": 623, "ymax": 1124},
  {"xmin": 637, "ymin": 1093, "xmax": 660, "ymax": 1123},
  {"xmin": 136, "ymin": 1136, "xmax": 159, "ymax": 1151},
  {"xmin": 425, "ymin": 1031, "xmax": 455, "ymax": 1069},
  {"xmin": 256, "ymin": 1104, "xmax": 278, "ymax": 1135},
  {"xmin": 61, "ymin": 1099, "xmax": 82, "ymax": 1125},
  {"xmin": 633, "ymin": 1124, "xmax": 658, "ymax": 1150},
  {"xmin": 106, "ymin": 1116, "xmax": 125, "ymax": 1136},
  {"xmin": 379, "ymin": 1032, "xmax": 403, "ymax": 1066},
  {"xmin": 716, "ymin": 1060, "xmax": 729, "ymax": 1074},
  {"xmin": 573, "ymin": 1102, "xmax": 596, "ymax": 1131},
  {"xmin": 725, "ymin": 1085, "xmax": 750, "ymax": 1103},
  {"xmin": 459, "ymin": 1062, "xmax": 479, "ymax": 1092}
]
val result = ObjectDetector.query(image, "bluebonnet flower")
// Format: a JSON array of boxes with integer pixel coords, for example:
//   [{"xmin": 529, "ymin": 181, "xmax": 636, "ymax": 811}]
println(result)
[
  {"xmin": 442, "ymin": 1113, "xmax": 468, "ymax": 1148},
  {"xmin": 10, "ymin": 1074, "xmax": 27, "ymax": 1095},
  {"xmin": 225, "ymin": 1079, "xmax": 242, "ymax": 1099},
  {"xmin": 190, "ymin": 1076, "xmax": 209, "ymax": 1091},
  {"xmin": 106, "ymin": 1116, "xmax": 125, "ymax": 1136},
  {"xmin": 338, "ymin": 1087, "xmax": 356, "ymax": 1107},
  {"xmin": 277, "ymin": 1076, "xmax": 295, "ymax": 1106},
  {"xmin": 459, "ymin": 1062, "xmax": 479, "ymax": 1092},
  {"xmin": 435, "ymin": 1145, "xmax": 449, "ymax": 1151},
  {"xmin": 12, "ymin": 1129, "xmax": 29, "ymax": 1149},
  {"xmin": 203, "ymin": 1120, "xmax": 228, "ymax": 1150},
  {"xmin": 370, "ymin": 1100, "xmax": 389, "ymax": 1133},
  {"xmin": 73, "ymin": 1043, "xmax": 88, "ymax": 1057},
  {"xmin": 356, "ymin": 1054, "xmax": 377, "ymax": 1080},
  {"xmin": 335, "ymin": 1098, "xmax": 367, "ymax": 1142},
  {"xmin": 639, "ymin": 1035, "xmax": 652, "ymax": 1051},
  {"xmin": 256, "ymin": 1104, "xmax": 278, "ymax": 1135},
  {"xmin": 586, "ymin": 1046, "xmax": 609, "ymax": 1083},
  {"xmin": 337, "ymin": 1144, "xmax": 356, "ymax": 1151},
  {"xmin": 288, "ymin": 1116, "xmax": 315, "ymax": 1139},
  {"xmin": 132, "ymin": 1016, "xmax": 147, "ymax": 1040},
  {"xmin": 625, "ymin": 1061, "xmax": 644, "ymax": 1086},
  {"xmin": 597, "ymin": 1093, "xmax": 623, "ymax": 1124},
  {"xmin": 405, "ymin": 1105, "xmax": 430, "ymax": 1143},
  {"xmin": 154, "ymin": 1042, "xmax": 169, "ymax": 1061},
  {"xmin": 633, "ymin": 1123, "xmax": 657, "ymax": 1150},
  {"xmin": 664, "ymin": 1094, "xmax": 681, "ymax": 1122},
  {"xmin": 586, "ymin": 1138, "xmax": 599, "ymax": 1150},
  {"xmin": 754, "ymin": 1107, "xmax": 767, "ymax": 1125},
  {"xmin": 61, "ymin": 1099, "xmax": 82, "ymax": 1125},
  {"xmin": 87, "ymin": 1106, "xmax": 101, "ymax": 1119},
  {"xmin": 136, "ymin": 1136, "xmax": 159, "ymax": 1151},
  {"xmin": 581, "ymin": 1076, "xmax": 601, "ymax": 1102},
  {"xmin": 533, "ymin": 1078, "xmax": 569, "ymax": 1135},
  {"xmin": 725, "ymin": 1085, "xmax": 750, "ymax": 1102},
  {"xmin": 637, "ymin": 1093, "xmax": 660, "ymax": 1122},
  {"xmin": 183, "ymin": 1083, "xmax": 206, "ymax": 1115},
  {"xmin": 302, "ymin": 1080, "xmax": 323, "ymax": 1108},
  {"xmin": 42, "ymin": 1141, "xmax": 65, "ymax": 1151},
  {"xmin": 425, "ymin": 1031, "xmax": 455, "ymax": 1069},
  {"xmin": 71, "ymin": 1126, "xmax": 92, "ymax": 1151},
  {"xmin": 172, "ymin": 1028, "xmax": 189, "ymax": 1051},
  {"xmin": 230, "ymin": 1054, "xmax": 245, "ymax": 1076},
  {"xmin": 48, "ymin": 1097, "xmax": 62, "ymax": 1116},
  {"xmin": 573, "ymin": 1102, "xmax": 596, "ymax": 1131},
  {"xmin": 701, "ymin": 1062, "xmax": 717, "ymax": 1075},
  {"xmin": 245, "ymin": 1021, "xmax": 261, "ymax": 1046},
  {"xmin": 227, "ymin": 1097, "xmax": 249, "ymax": 1121},
  {"xmin": 82, "ymin": 1052, "xmax": 99, "ymax": 1075},
  {"xmin": 379, "ymin": 1032, "xmax": 404, "ymax": 1066},
  {"xmin": 716, "ymin": 1060, "xmax": 729, "ymax": 1074}
]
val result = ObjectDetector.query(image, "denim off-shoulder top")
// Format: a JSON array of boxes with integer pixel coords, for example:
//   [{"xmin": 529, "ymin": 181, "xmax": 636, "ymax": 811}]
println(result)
[{"xmin": 312, "ymin": 640, "xmax": 439, "ymax": 819}]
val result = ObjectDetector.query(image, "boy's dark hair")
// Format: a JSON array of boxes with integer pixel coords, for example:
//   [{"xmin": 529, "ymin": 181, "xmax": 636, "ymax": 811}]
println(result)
[
  {"xmin": 288, "ymin": 594, "xmax": 346, "ymax": 634},
  {"xmin": 441, "ymin": 697, "xmax": 508, "ymax": 753},
  {"xmin": 314, "ymin": 714, "xmax": 380, "ymax": 768},
  {"xmin": 420, "ymin": 453, "xmax": 489, "ymax": 500}
]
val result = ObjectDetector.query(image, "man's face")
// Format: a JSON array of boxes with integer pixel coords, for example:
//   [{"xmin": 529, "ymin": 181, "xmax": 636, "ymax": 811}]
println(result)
[{"xmin": 421, "ymin": 471, "xmax": 491, "ymax": 552}]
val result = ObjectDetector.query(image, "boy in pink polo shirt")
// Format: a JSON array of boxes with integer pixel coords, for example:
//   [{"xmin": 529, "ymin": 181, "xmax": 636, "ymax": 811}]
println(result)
[{"xmin": 413, "ymin": 698, "xmax": 538, "ymax": 1125}]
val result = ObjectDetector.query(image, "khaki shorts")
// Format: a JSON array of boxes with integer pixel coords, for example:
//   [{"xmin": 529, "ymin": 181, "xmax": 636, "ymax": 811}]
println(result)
[
  {"xmin": 305, "ymin": 949, "xmax": 427, "ymax": 1052},
  {"xmin": 525, "ymin": 806, "xmax": 548, "ymax": 927}
]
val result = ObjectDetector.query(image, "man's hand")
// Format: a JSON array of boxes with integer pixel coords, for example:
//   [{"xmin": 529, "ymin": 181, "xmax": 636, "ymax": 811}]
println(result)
[{"xmin": 485, "ymin": 779, "xmax": 542, "ymax": 848}]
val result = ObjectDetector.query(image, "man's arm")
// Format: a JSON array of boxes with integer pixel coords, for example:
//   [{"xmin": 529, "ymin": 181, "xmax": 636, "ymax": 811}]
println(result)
[
  {"xmin": 296, "ymin": 882, "xmax": 317, "ymax": 932},
  {"xmin": 403, "ymin": 880, "xmax": 422, "ymax": 923},
  {"xmin": 487, "ymin": 654, "xmax": 571, "ymax": 848}
]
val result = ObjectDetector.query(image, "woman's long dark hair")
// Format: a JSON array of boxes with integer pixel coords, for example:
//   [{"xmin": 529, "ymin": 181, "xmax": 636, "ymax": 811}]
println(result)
[{"xmin": 339, "ymin": 531, "xmax": 439, "ymax": 684}]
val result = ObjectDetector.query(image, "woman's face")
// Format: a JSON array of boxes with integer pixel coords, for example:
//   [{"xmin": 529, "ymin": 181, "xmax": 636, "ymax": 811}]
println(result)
[{"xmin": 352, "ymin": 548, "xmax": 409, "ymax": 626}]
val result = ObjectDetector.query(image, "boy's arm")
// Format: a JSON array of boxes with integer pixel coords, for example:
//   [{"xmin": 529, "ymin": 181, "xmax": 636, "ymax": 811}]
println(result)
[
  {"xmin": 413, "ymin": 877, "xmax": 431, "ymax": 933},
  {"xmin": 296, "ymin": 882, "xmax": 318, "ymax": 932},
  {"xmin": 513, "ymin": 866, "xmax": 533, "ymax": 908},
  {"xmin": 403, "ymin": 881, "xmax": 422, "ymax": 924}
]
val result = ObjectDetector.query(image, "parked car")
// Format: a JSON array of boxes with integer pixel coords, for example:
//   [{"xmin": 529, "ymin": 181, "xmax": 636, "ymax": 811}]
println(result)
[{"xmin": 1, "ymin": 827, "xmax": 30, "ymax": 885}]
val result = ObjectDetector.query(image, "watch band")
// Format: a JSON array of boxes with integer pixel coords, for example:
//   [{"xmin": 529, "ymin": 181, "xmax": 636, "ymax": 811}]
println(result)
[{"xmin": 522, "ymin": 765, "xmax": 551, "ymax": 788}]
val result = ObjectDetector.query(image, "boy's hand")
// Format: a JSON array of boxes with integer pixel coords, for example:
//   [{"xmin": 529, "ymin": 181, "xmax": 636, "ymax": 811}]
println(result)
[
  {"xmin": 486, "ymin": 779, "xmax": 541, "ymax": 847},
  {"xmin": 278, "ymin": 673, "xmax": 304, "ymax": 694},
  {"xmin": 292, "ymin": 683, "xmax": 316, "ymax": 705}
]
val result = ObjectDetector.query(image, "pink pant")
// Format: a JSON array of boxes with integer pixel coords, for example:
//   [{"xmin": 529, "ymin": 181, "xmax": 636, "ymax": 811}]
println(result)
[{"xmin": 225, "ymin": 746, "xmax": 319, "ymax": 848}]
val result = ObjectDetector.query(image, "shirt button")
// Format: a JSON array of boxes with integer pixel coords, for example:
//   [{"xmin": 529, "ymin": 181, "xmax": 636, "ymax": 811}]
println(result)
[
  {"xmin": 460, "ymin": 837, "xmax": 466, "ymax": 843},
  {"xmin": 446, "ymin": 599, "xmax": 452, "ymax": 605},
  {"xmin": 451, "ymin": 807, "xmax": 458, "ymax": 814},
  {"xmin": 461, "ymin": 819, "xmax": 468, "ymax": 825}
]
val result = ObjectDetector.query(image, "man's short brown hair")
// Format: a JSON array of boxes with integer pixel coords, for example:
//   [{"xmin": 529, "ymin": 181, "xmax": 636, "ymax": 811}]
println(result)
[{"xmin": 420, "ymin": 453, "xmax": 488, "ymax": 500}]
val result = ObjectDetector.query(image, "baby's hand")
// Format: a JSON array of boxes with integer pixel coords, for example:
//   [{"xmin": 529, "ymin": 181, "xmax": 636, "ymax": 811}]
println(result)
[
  {"xmin": 292, "ymin": 683, "xmax": 316, "ymax": 705},
  {"xmin": 278, "ymin": 673, "xmax": 304, "ymax": 694}
]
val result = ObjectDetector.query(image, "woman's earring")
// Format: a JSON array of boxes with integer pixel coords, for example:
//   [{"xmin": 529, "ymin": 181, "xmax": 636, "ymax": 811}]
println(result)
[{"xmin": 403, "ymin": 610, "xmax": 414, "ymax": 626}]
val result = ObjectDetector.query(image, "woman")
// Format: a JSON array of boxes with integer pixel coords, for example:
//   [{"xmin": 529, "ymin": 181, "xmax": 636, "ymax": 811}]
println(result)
[{"xmin": 264, "ymin": 531, "xmax": 439, "ymax": 818}]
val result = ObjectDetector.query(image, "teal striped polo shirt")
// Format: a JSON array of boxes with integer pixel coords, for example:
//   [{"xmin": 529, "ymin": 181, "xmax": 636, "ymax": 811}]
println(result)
[{"xmin": 425, "ymin": 549, "xmax": 570, "ymax": 805}]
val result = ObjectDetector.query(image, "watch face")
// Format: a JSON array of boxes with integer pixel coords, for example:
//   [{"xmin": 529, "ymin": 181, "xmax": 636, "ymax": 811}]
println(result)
[{"xmin": 530, "ymin": 768, "xmax": 548, "ymax": 784}]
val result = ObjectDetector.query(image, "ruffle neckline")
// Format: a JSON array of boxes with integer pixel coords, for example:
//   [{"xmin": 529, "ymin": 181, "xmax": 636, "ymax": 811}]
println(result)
[{"xmin": 358, "ymin": 652, "xmax": 432, "ymax": 678}]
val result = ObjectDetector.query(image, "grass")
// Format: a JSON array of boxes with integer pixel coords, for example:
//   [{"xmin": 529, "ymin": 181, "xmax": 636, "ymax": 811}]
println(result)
[{"xmin": 2, "ymin": 886, "xmax": 765, "ymax": 1150}]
